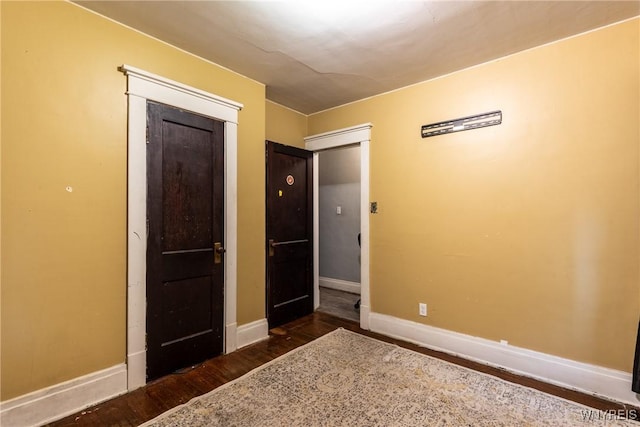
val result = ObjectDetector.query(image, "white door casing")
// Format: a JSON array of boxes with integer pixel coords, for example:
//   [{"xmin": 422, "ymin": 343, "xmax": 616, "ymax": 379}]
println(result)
[
  {"xmin": 121, "ymin": 65, "xmax": 242, "ymax": 390},
  {"xmin": 304, "ymin": 124, "xmax": 372, "ymax": 329}
]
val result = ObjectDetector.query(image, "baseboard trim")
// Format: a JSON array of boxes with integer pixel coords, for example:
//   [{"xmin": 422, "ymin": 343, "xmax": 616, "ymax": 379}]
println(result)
[
  {"xmin": 369, "ymin": 312, "xmax": 640, "ymax": 406},
  {"xmin": 359, "ymin": 303, "xmax": 371, "ymax": 330},
  {"xmin": 127, "ymin": 349, "xmax": 146, "ymax": 391},
  {"xmin": 237, "ymin": 318, "xmax": 269, "ymax": 348},
  {"xmin": 319, "ymin": 277, "xmax": 361, "ymax": 295},
  {"xmin": 0, "ymin": 364, "xmax": 127, "ymax": 427},
  {"xmin": 225, "ymin": 322, "xmax": 238, "ymax": 354}
]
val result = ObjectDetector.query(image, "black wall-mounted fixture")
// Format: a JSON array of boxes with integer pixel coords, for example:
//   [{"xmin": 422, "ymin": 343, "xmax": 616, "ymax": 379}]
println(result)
[{"xmin": 421, "ymin": 110, "xmax": 502, "ymax": 138}]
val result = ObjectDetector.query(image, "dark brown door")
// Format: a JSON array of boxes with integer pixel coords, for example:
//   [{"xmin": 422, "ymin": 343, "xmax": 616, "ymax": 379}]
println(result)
[
  {"xmin": 146, "ymin": 101, "xmax": 225, "ymax": 381},
  {"xmin": 266, "ymin": 141, "xmax": 313, "ymax": 328}
]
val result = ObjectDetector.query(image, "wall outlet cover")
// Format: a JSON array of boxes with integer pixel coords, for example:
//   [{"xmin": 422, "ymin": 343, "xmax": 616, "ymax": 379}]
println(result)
[{"xmin": 419, "ymin": 303, "xmax": 427, "ymax": 316}]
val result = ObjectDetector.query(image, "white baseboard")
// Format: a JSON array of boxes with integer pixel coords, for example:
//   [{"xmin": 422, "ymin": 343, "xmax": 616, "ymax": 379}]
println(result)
[
  {"xmin": 127, "ymin": 349, "xmax": 146, "ymax": 391},
  {"xmin": 369, "ymin": 312, "xmax": 640, "ymax": 406},
  {"xmin": 0, "ymin": 319, "xmax": 267, "ymax": 427},
  {"xmin": 237, "ymin": 318, "xmax": 269, "ymax": 348},
  {"xmin": 0, "ymin": 364, "xmax": 127, "ymax": 427},
  {"xmin": 359, "ymin": 303, "xmax": 371, "ymax": 330},
  {"xmin": 225, "ymin": 322, "xmax": 238, "ymax": 354},
  {"xmin": 320, "ymin": 277, "xmax": 361, "ymax": 295}
]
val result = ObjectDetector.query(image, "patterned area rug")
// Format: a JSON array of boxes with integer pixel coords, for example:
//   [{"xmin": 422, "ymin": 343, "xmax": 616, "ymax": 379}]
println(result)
[{"xmin": 142, "ymin": 329, "xmax": 637, "ymax": 426}]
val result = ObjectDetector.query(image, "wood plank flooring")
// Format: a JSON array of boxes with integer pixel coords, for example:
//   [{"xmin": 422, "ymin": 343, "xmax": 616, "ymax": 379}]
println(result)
[
  {"xmin": 316, "ymin": 286, "xmax": 360, "ymax": 322},
  {"xmin": 47, "ymin": 312, "xmax": 639, "ymax": 426}
]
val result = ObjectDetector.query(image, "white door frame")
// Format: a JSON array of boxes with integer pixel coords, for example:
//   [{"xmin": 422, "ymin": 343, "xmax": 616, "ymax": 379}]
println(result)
[
  {"xmin": 120, "ymin": 65, "xmax": 242, "ymax": 390},
  {"xmin": 304, "ymin": 124, "xmax": 372, "ymax": 329}
]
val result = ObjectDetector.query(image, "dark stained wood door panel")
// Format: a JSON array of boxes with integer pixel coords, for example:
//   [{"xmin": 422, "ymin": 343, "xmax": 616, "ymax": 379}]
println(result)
[
  {"xmin": 146, "ymin": 101, "xmax": 225, "ymax": 381},
  {"xmin": 266, "ymin": 141, "xmax": 313, "ymax": 328}
]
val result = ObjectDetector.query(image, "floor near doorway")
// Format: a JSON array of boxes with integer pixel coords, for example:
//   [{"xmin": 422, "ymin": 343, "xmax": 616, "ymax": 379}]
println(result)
[{"xmin": 317, "ymin": 286, "xmax": 360, "ymax": 322}]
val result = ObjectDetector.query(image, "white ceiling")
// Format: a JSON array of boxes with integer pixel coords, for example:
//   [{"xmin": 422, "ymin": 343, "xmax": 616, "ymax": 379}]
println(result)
[{"xmin": 76, "ymin": 1, "xmax": 639, "ymax": 114}]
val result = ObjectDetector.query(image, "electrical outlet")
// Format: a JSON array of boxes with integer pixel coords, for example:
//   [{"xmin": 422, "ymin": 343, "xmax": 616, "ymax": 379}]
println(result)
[{"xmin": 419, "ymin": 303, "xmax": 427, "ymax": 317}]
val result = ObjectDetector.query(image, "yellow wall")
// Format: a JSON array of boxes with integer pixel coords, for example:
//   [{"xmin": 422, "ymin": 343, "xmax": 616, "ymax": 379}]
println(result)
[
  {"xmin": 265, "ymin": 100, "xmax": 308, "ymax": 148},
  {"xmin": 309, "ymin": 19, "xmax": 640, "ymax": 372},
  {"xmin": 1, "ymin": 1, "xmax": 266, "ymax": 400}
]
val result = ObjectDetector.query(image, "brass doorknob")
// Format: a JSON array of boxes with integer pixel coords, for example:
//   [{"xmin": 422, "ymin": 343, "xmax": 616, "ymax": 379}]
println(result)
[{"xmin": 214, "ymin": 242, "xmax": 225, "ymax": 264}]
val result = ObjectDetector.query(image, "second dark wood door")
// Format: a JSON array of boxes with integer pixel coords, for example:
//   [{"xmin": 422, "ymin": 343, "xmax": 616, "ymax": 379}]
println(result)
[
  {"xmin": 146, "ymin": 101, "xmax": 225, "ymax": 381},
  {"xmin": 266, "ymin": 141, "xmax": 313, "ymax": 328}
]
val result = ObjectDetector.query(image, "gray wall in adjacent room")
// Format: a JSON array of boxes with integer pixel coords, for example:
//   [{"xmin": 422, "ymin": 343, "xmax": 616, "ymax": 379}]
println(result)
[{"xmin": 319, "ymin": 146, "xmax": 361, "ymax": 283}]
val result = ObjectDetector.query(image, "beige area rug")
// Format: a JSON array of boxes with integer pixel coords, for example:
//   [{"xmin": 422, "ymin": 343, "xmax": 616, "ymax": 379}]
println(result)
[{"xmin": 141, "ymin": 329, "xmax": 638, "ymax": 426}]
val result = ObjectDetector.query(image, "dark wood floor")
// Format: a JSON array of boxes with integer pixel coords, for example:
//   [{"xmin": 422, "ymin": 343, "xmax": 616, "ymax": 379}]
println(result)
[{"xmin": 47, "ymin": 312, "xmax": 639, "ymax": 426}]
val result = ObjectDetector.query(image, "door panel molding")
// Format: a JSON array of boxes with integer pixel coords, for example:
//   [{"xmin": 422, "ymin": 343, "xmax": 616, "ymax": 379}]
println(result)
[
  {"xmin": 145, "ymin": 102, "xmax": 224, "ymax": 380},
  {"xmin": 304, "ymin": 123, "xmax": 372, "ymax": 330},
  {"xmin": 266, "ymin": 141, "xmax": 314, "ymax": 328},
  {"xmin": 121, "ymin": 65, "xmax": 242, "ymax": 390}
]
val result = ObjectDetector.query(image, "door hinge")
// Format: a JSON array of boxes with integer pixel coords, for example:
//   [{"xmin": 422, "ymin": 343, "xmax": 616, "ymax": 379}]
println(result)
[{"xmin": 146, "ymin": 125, "xmax": 149, "ymax": 144}]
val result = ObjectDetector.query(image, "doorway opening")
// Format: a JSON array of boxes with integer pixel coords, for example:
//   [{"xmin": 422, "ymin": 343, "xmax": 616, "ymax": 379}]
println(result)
[
  {"xmin": 304, "ymin": 123, "xmax": 372, "ymax": 329},
  {"xmin": 316, "ymin": 146, "xmax": 361, "ymax": 322}
]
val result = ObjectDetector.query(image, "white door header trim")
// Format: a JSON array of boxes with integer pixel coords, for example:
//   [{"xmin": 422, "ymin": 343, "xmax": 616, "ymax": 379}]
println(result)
[
  {"xmin": 120, "ymin": 64, "xmax": 243, "ymax": 123},
  {"xmin": 304, "ymin": 123, "xmax": 372, "ymax": 151}
]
